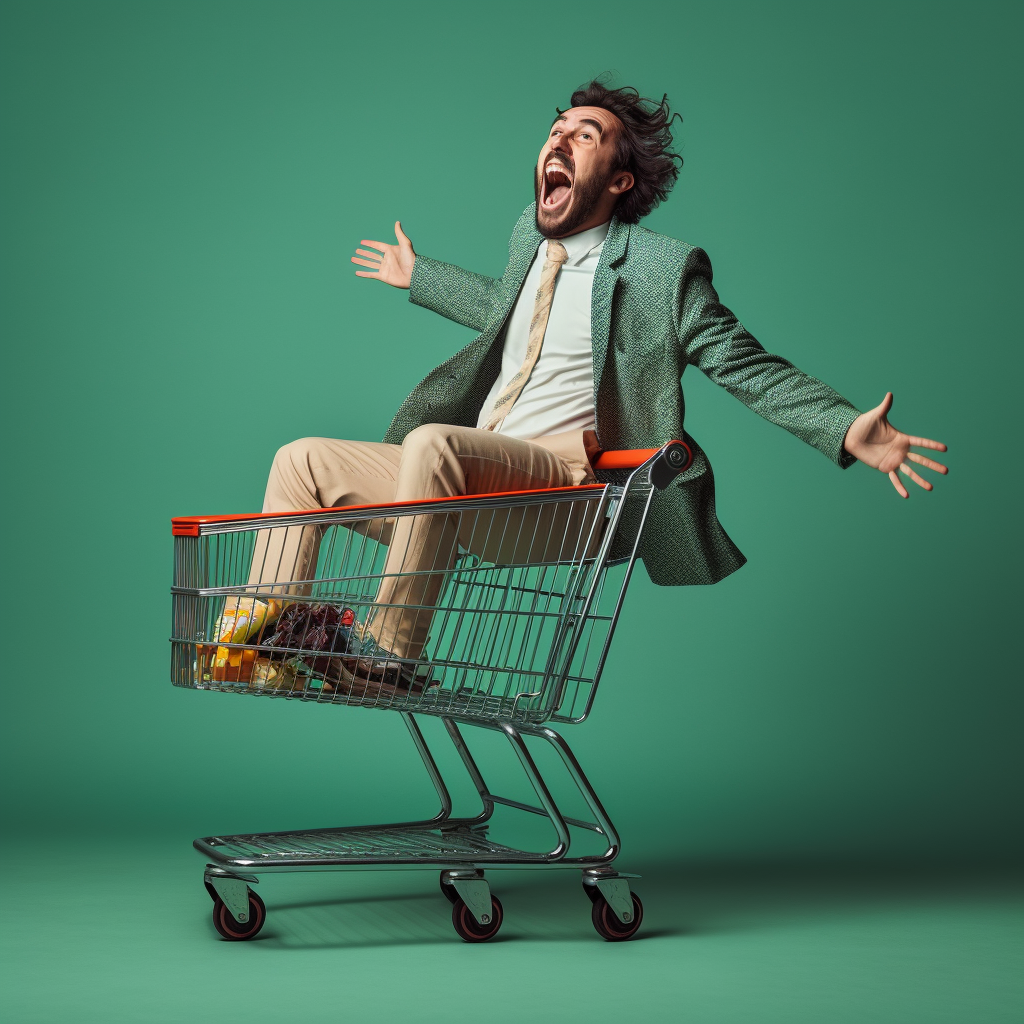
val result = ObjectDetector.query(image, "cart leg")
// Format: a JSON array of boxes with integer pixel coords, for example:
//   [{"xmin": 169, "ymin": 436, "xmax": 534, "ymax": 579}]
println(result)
[
  {"xmin": 401, "ymin": 712, "xmax": 453, "ymax": 823},
  {"xmin": 499, "ymin": 723, "xmax": 571, "ymax": 857},
  {"xmin": 402, "ymin": 713, "xmax": 495, "ymax": 827},
  {"xmin": 441, "ymin": 717, "xmax": 494, "ymax": 820},
  {"xmin": 527, "ymin": 724, "xmax": 622, "ymax": 862},
  {"xmin": 440, "ymin": 718, "xmax": 619, "ymax": 861}
]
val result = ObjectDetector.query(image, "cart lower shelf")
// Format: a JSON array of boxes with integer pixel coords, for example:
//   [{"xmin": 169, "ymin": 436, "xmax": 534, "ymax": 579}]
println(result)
[{"xmin": 196, "ymin": 823, "xmax": 526, "ymax": 867}]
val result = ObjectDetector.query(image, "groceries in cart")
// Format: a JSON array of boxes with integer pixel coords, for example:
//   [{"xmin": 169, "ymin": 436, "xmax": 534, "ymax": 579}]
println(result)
[
  {"xmin": 198, "ymin": 598, "xmax": 279, "ymax": 684},
  {"xmin": 197, "ymin": 596, "xmax": 436, "ymax": 696}
]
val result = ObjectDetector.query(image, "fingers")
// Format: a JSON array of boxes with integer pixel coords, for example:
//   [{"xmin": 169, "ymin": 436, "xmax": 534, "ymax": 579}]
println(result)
[
  {"xmin": 907, "ymin": 452, "xmax": 948, "ymax": 475},
  {"xmin": 354, "ymin": 270, "xmax": 380, "ymax": 278},
  {"xmin": 899, "ymin": 463, "xmax": 932, "ymax": 491},
  {"xmin": 907, "ymin": 435, "xmax": 948, "ymax": 452},
  {"xmin": 888, "ymin": 470, "xmax": 909, "ymax": 498},
  {"xmin": 354, "ymin": 248, "xmax": 382, "ymax": 261},
  {"xmin": 359, "ymin": 240, "xmax": 388, "ymax": 253},
  {"xmin": 351, "ymin": 257, "xmax": 381, "ymax": 270}
]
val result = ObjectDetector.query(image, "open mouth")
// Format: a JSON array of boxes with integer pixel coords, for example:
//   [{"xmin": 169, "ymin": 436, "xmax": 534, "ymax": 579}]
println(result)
[{"xmin": 541, "ymin": 158, "xmax": 574, "ymax": 211}]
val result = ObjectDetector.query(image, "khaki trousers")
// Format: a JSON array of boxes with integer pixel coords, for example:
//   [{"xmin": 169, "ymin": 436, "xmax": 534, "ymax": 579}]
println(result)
[{"xmin": 249, "ymin": 424, "xmax": 597, "ymax": 660}]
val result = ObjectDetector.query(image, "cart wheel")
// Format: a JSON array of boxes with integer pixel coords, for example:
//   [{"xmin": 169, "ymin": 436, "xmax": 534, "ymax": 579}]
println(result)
[
  {"xmin": 212, "ymin": 889, "xmax": 266, "ymax": 941},
  {"xmin": 591, "ymin": 891, "xmax": 643, "ymax": 942},
  {"xmin": 451, "ymin": 895, "xmax": 503, "ymax": 942},
  {"xmin": 439, "ymin": 875, "xmax": 459, "ymax": 904}
]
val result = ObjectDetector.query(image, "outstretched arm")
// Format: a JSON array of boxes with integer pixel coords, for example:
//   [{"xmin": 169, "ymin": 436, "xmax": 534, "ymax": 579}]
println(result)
[
  {"xmin": 677, "ymin": 248, "xmax": 948, "ymax": 495},
  {"xmin": 350, "ymin": 220, "xmax": 502, "ymax": 331},
  {"xmin": 678, "ymin": 248, "xmax": 860, "ymax": 467},
  {"xmin": 843, "ymin": 392, "xmax": 947, "ymax": 498}
]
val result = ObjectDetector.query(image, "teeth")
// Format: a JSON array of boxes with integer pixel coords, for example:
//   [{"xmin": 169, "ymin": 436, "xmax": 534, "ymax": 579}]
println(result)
[{"xmin": 546, "ymin": 169, "xmax": 571, "ymax": 188}]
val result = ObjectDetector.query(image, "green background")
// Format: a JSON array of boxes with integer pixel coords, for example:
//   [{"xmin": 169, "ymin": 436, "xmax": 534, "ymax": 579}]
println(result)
[{"xmin": 2, "ymin": 1, "xmax": 1021, "ymax": 1021}]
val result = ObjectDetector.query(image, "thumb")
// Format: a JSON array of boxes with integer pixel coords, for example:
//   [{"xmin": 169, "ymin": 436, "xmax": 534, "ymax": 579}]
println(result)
[
  {"xmin": 395, "ymin": 220, "xmax": 411, "ymax": 247},
  {"xmin": 874, "ymin": 392, "xmax": 893, "ymax": 419}
]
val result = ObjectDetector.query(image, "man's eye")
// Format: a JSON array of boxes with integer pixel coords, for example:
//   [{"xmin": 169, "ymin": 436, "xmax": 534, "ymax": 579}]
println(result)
[{"xmin": 581, "ymin": 133, "xmax": 592, "ymax": 140}]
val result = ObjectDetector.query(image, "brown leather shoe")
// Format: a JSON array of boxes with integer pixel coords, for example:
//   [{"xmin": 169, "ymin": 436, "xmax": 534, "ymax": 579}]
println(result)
[{"xmin": 320, "ymin": 655, "xmax": 429, "ymax": 700}]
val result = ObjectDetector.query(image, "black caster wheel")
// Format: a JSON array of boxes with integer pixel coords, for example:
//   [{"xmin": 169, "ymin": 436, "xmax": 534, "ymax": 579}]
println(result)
[
  {"xmin": 451, "ymin": 894, "xmax": 503, "ymax": 942},
  {"xmin": 439, "ymin": 875, "xmax": 459, "ymax": 904},
  {"xmin": 212, "ymin": 889, "xmax": 266, "ymax": 941},
  {"xmin": 591, "ymin": 891, "xmax": 643, "ymax": 941}
]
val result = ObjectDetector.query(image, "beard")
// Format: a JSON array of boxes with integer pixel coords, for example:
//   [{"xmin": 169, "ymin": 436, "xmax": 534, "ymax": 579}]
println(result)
[{"xmin": 534, "ymin": 164, "xmax": 609, "ymax": 238}]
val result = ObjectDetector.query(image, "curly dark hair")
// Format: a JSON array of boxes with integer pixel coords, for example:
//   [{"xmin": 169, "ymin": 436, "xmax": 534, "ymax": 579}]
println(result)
[{"xmin": 560, "ymin": 79, "xmax": 683, "ymax": 224}]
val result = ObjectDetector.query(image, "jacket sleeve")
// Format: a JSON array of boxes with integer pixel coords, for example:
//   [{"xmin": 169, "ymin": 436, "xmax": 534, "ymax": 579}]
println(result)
[
  {"xmin": 676, "ymin": 247, "xmax": 860, "ymax": 467},
  {"xmin": 408, "ymin": 256, "xmax": 503, "ymax": 332}
]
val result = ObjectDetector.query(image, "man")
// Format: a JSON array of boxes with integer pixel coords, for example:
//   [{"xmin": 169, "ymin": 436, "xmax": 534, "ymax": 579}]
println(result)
[{"xmin": 244, "ymin": 80, "xmax": 946, "ymax": 695}]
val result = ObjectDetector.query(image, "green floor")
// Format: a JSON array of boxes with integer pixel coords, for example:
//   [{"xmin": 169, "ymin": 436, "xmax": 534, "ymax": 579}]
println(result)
[{"xmin": 2, "ymin": 837, "xmax": 1020, "ymax": 1023}]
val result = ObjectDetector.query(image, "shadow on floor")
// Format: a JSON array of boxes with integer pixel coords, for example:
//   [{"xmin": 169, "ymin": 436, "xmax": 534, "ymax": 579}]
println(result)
[{"xmin": 233, "ymin": 860, "xmax": 1021, "ymax": 951}]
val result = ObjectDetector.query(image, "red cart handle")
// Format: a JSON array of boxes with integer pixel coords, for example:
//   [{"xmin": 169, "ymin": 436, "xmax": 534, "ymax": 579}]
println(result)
[{"xmin": 593, "ymin": 441, "xmax": 691, "ymax": 474}]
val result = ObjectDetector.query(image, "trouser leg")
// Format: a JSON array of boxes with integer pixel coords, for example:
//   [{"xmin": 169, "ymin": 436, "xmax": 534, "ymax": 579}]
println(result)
[
  {"xmin": 246, "ymin": 426, "xmax": 593, "ymax": 667},
  {"xmin": 369, "ymin": 425, "xmax": 583, "ymax": 660},
  {"xmin": 248, "ymin": 437, "xmax": 403, "ymax": 595}
]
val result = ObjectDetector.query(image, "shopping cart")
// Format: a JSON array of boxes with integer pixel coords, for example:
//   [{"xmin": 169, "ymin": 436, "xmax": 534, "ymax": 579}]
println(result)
[{"xmin": 170, "ymin": 440, "xmax": 691, "ymax": 942}]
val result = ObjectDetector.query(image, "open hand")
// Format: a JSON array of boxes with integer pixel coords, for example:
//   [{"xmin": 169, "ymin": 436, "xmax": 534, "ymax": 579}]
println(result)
[
  {"xmin": 351, "ymin": 221, "xmax": 415, "ymax": 288},
  {"xmin": 843, "ymin": 393, "xmax": 948, "ymax": 498}
]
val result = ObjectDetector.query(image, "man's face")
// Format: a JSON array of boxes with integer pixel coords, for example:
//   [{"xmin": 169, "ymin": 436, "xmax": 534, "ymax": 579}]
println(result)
[{"xmin": 535, "ymin": 105, "xmax": 625, "ymax": 238}]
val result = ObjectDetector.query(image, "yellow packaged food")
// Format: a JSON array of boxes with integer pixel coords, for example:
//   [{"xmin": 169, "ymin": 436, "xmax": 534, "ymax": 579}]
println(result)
[
  {"xmin": 214, "ymin": 598, "xmax": 280, "ymax": 645},
  {"xmin": 249, "ymin": 658, "xmax": 303, "ymax": 691}
]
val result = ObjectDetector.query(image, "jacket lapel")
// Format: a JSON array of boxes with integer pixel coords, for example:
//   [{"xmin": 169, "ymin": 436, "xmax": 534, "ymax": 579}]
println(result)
[
  {"xmin": 466, "ymin": 208, "xmax": 629, "ymax": 428},
  {"xmin": 493, "ymin": 213, "xmax": 542, "ymax": 329},
  {"xmin": 591, "ymin": 216, "xmax": 630, "ymax": 403},
  {"xmin": 449, "ymin": 213, "xmax": 541, "ymax": 406}
]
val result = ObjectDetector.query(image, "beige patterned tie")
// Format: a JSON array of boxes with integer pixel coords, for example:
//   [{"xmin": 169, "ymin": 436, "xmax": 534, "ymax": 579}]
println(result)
[{"xmin": 482, "ymin": 239, "xmax": 569, "ymax": 431}]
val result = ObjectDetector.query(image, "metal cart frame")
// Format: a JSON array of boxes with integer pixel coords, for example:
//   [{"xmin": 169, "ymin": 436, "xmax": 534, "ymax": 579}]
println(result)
[{"xmin": 170, "ymin": 441, "xmax": 691, "ymax": 942}]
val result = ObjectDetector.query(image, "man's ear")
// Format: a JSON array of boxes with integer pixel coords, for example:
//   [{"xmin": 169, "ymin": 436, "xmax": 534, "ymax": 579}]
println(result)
[{"xmin": 609, "ymin": 171, "xmax": 634, "ymax": 195}]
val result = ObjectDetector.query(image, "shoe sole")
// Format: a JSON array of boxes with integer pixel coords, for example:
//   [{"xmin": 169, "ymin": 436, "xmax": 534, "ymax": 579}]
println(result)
[{"xmin": 322, "ymin": 657, "xmax": 427, "ymax": 700}]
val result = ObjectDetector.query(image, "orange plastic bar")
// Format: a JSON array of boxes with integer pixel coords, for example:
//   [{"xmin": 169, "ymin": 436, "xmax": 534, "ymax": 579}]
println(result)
[
  {"xmin": 592, "ymin": 447, "xmax": 658, "ymax": 470},
  {"xmin": 170, "ymin": 444, "xmax": 689, "ymax": 537},
  {"xmin": 592, "ymin": 440, "xmax": 691, "ymax": 471},
  {"xmin": 171, "ymin": 483, "xmax": 604, "ymax": 537}
]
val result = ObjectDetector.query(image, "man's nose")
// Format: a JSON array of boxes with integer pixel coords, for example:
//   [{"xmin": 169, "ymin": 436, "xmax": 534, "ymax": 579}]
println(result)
[{"xmin": 549, "ymin": 134, "xmax": 572, "ymax": 156}]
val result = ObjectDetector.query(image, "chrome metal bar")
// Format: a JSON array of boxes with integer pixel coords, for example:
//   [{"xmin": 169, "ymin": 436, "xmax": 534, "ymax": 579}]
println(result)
[
  {"xmin": 526, "ymin": 724, "xmax": 621, "ymax": 861},
  {"xmin": 483, "ymin": 793, "xmax": 603, "ymax": 834},
  {"xmin": 498, "ymin": 722, "xmax": 571, "ymax": 858},
  {"xmin": 400, "ymin": 712, "xmax": 452, "ymax": 824},
  {"xmin": 440, "ymin": 718, "xmax": 494, "ymax": 823}
]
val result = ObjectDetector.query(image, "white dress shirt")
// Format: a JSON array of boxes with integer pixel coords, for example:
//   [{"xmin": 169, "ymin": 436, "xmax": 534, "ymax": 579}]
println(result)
[{"xmin": 476, "ymin": 220, "xmax": 609, "ymax": 439}]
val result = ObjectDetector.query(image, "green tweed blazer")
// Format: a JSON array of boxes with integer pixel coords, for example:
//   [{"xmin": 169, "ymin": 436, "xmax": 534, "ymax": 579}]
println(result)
[{"xmin": 383, "ymin": 204, "xmax": 859, "ymax": 586}]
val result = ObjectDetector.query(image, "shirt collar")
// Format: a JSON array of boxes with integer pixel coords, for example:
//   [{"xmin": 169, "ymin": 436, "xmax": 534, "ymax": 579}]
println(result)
[{"xmin": 539, "ymin": 220, "xmax": 610, "ymax": 266}]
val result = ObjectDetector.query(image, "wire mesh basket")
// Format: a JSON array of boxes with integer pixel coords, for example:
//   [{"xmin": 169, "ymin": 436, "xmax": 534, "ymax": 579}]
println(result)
[{"xmin": 174, "ymin": 483, "xmax": 632, "ymax": 724}]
